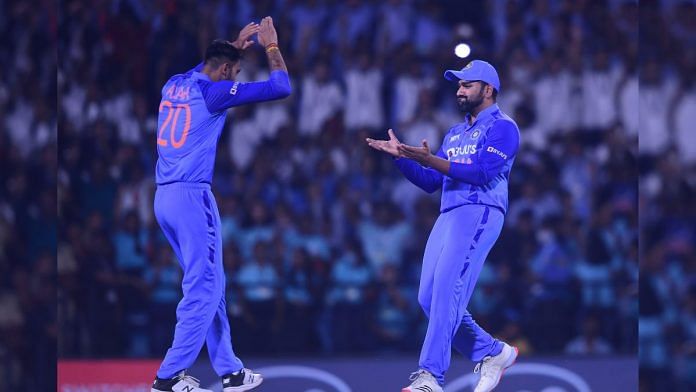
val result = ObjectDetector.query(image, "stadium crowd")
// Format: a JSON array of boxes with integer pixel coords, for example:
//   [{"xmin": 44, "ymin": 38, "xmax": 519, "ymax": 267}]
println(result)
[
  {"xmin": 638, "ymin": 1, "xmax": 696, "ymax": 391},
  {"xmin": 56, "ymin": 0, "xmax": 643, "ymax": 364},
  {"xmin": 0, "ymin": 0, "xmax": 57, "ymax": 390}
]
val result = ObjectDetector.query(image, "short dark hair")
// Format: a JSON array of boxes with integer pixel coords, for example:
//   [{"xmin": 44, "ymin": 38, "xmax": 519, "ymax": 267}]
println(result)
[
  {"xmin": 204, "ymin": 39, "xmax": 242, "ymax": 68},
  {"xmin": 482, "ymin": 82, "xmax": 498, "ymax": 101}
]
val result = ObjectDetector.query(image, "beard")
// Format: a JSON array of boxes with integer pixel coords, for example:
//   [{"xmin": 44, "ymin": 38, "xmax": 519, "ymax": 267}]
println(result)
[{"xmin": 457, "ymin": 91, "xmax": 484, "ymax": 114}]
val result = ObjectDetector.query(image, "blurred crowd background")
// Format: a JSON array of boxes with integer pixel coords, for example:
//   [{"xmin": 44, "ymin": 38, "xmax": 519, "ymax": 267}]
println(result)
[
  {"xmin": 57, "ymin": 0, "xmax": 641, "ymax": 368},
  {"xmin": 6, "ymin": 0, "xmax": 696, "ymax": 390},
  {"xmin": 7, "ymin": 0, "xmax": 696, "ymax": 390},
  {"xmin": 0, "ymin": 0, "xmax": 57, "ymax": 391},
  {"xmin": 639, "ymin": 1, "xmax": 696, "ymax": 391}
]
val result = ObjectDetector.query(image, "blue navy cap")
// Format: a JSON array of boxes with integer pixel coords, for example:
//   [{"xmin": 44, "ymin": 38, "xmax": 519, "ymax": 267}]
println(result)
[{"xmin": 444, "ymin": 60, "xmax": 500, "ymax": 91}]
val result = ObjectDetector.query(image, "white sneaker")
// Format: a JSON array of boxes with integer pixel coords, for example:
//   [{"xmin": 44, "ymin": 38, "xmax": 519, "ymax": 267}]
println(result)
[
  {"xmin": 151, "ymin": 370, "xmax": 212, "ymax": 392},
  {"xmin": 401, "ymin": 369, "xmax": 443, "ymax": 392},
  {"xmin": 473, "ymin": 342, "xmax": 519, "ymax": 392},
  {"xmin": 222, "ymin": 368, "xmax": 263, "ymax": 391}
]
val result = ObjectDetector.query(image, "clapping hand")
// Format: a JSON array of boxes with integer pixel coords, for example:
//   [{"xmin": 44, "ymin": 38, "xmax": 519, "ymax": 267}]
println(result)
[
  {"xmin": 398, "ymin": 139, "xmax": 433, "ymax": 166},
  {"xmin": 257, "ymin": 16, "xmax": 278, "ymax": 47},
  {"xmin": 366, "ymin": 129, "xmax": 403, "ymax": 158}
]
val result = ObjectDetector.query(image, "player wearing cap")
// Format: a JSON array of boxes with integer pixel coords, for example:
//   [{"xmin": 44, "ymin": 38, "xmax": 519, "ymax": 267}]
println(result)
[
  {"xmin": 367, "ymin": 60, "xmax": 520, "ymax": 392},
  {"xmin": 151, "ymin": 17, "xmax": 290, "ymax": 392}
]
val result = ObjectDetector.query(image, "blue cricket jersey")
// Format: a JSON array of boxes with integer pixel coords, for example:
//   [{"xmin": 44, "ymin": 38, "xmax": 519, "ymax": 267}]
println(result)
[
  {"xmin": 155, "ymin": 63, "xmax": 291, "ymax": 185},
  {"xmin": 395, "ymin": 103, "xmax": 520, "ymax": 214}
]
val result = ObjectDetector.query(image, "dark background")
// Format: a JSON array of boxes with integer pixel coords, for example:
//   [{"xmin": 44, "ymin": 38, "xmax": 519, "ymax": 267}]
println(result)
[
  {"xmin": 638, "ymin": 1, "xmax": 696, "ymax": 391},
  {"xmin": 0, "ymin": 0, "xmax": 57, "ymax": 391}
]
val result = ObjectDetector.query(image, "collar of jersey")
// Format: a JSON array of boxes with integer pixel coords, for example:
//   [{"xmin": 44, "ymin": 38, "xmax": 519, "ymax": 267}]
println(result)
[
  {"xmin": 464, "ymin": 103, "xmax": 499, "ymax": 127},
  {"xmin": 193, "ymin": 71, "xmax": 211, "ymax": 81}
]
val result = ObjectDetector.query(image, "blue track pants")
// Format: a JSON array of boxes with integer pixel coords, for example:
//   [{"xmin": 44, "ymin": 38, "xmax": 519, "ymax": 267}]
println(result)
[
  {"xmin": 418, "ymin": 204, "xmax": 505, "ymax": 385},
  {"xmin": 154, "ymin": 182, "xmax": 243, "ymax": 379}
]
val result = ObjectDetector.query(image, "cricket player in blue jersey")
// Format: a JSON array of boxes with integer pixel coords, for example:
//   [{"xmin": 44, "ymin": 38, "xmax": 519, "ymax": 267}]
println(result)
[
  {"xmin": 150, "ymin": 17, "xmax": 290, "ymax": 392},
  {"xmin": 367, "ymin": 60, "xmax": 520, "ymax": 392}
]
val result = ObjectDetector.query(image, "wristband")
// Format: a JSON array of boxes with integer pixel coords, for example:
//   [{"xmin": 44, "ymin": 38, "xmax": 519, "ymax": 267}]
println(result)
[{"xmin": 265, "ymin": 43, "xmax": 279, "ymax": 53}]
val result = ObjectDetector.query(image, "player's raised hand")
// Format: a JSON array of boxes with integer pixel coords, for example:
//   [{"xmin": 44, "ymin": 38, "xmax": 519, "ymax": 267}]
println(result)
[
  {"xmin": 366, "ymin": 129, "xmax": 403, "ymax": 157},
  {"xmin": 257, "ymin": 16, "xmax": 278, "ymax": 47},
  {"xmin": 232, "ymin": 22, "xmax": 259, "ymax": 50},
  {"xmin": 398, "ymin": 139, "xmax": 433, "ymax": 165}
]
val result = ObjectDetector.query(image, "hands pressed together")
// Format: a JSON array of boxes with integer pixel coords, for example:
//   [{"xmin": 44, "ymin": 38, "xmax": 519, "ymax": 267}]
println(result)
[
  {"xmin": 231, "ymin": 16, "xmax": 278, "ymax": 50},
  {"xmin": 366, "ymin": 129, "xmax": 434, "ymax": 166}
]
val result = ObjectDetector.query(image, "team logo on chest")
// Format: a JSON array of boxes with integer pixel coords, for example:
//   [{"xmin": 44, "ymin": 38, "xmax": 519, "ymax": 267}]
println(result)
[{"xmin": 471, "ymin": 129, "xmax": 481, "ymax": 139}]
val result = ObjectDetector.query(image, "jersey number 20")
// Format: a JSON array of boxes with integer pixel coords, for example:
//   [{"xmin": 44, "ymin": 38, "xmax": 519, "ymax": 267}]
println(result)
[{"xmin": 158, "ymin": 100, "xmax": 191, "ymax": 148}]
